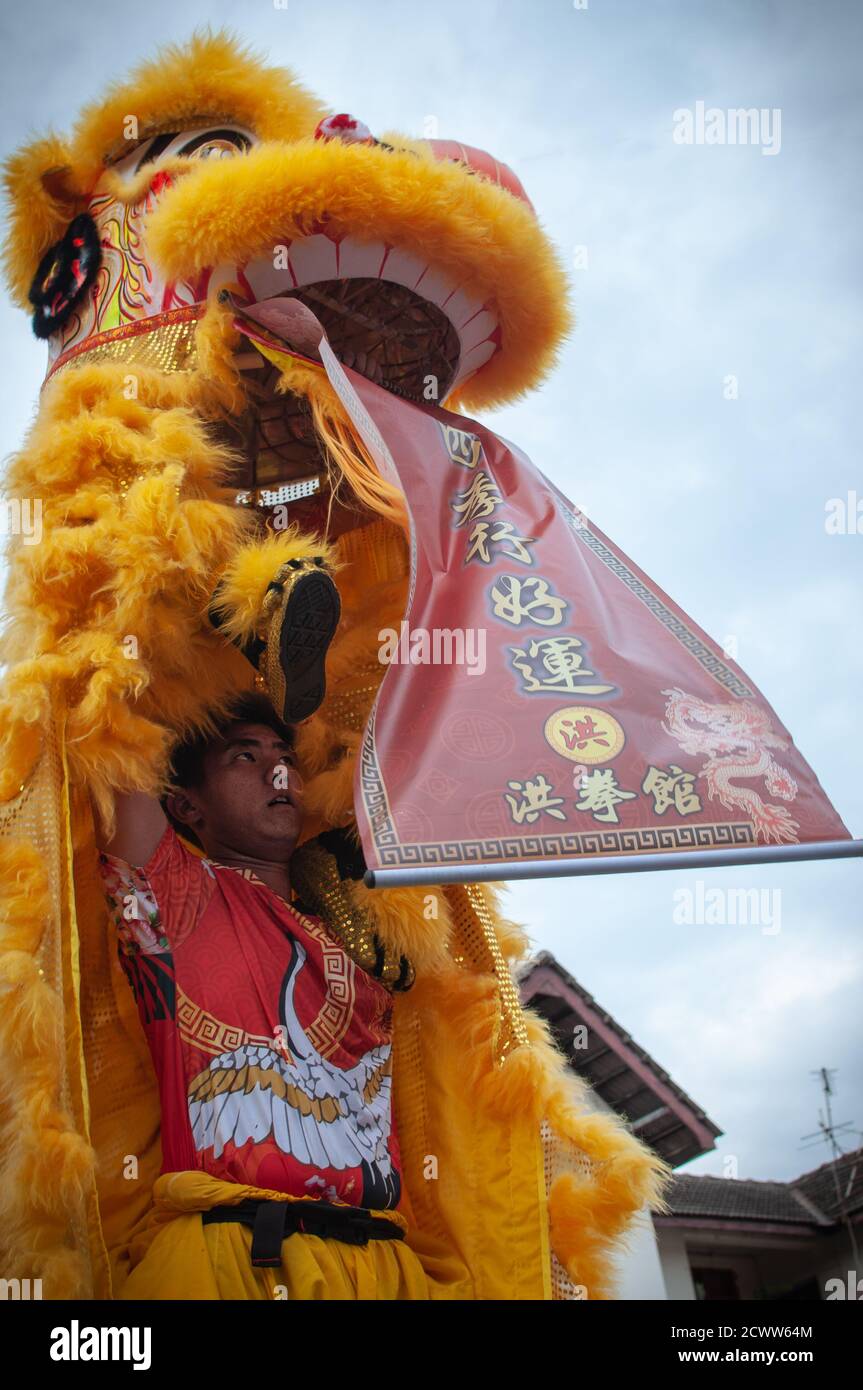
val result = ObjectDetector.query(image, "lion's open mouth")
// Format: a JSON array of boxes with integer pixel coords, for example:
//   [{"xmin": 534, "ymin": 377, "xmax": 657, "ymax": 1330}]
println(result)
[
  {"xmin": 212, "ymin": 271, "xmax": 466, "ymax": 508},
  {"xmin": 220, "ymin": 358, "xmax": 321, "ymax": 489},
  {"xmin": 273, "ymin": 277, "xmax": 462, "ymax": 402},
  {"xmin": 197, "ymin": 225, "xmax": 502, "ymax": 507}
]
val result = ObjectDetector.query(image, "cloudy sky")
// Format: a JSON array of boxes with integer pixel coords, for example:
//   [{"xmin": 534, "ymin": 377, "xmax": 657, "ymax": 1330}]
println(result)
[{"xmin": 1, "ymin": 0, "xmax": 860, "ymax": 1183}]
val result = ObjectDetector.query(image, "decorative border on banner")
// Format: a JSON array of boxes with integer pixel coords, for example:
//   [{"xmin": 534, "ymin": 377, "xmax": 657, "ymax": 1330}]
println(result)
[
  {"xmin": 558, "ymin": 505, "xmax": 754, "ymax": 700},
  {"xmin": 371, "ymin": 820, "xmax": 757, "ymax": 868},
  {"xmin": 360, "ymin": 708, "xmax": 401, "ymax": 852}
]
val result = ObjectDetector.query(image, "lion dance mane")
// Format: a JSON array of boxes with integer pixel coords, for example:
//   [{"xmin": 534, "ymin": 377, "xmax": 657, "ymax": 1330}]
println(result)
[{"xmin": 0, "ymin": 30, "xmax": 668, "ymax": 1299}]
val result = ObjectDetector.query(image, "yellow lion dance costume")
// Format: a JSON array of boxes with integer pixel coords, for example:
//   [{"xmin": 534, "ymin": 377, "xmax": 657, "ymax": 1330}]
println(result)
[{"xmin": 0, "ymin": 30, "xmax": 668, "ymax": 1300}]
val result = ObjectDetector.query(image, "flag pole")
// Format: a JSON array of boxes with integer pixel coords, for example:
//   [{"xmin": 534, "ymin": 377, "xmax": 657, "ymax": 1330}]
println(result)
[{"xmin": 363, "ymin": 838, "xmax": 863, "ymax": 889}]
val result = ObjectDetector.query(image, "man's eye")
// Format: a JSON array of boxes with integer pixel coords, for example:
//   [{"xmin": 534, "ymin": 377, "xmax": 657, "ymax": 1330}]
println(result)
[{"xmin": 235, "ymin": 750, "xmax": 255, "ymax": 761}]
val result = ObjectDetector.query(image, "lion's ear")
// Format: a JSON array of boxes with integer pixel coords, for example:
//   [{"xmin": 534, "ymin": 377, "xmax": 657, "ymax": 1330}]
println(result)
[
  {"xmin": 2, "ymin": 133, "xmax": 85, "ymax": 309},
  {"xmin": 40, "ymin": 163, "xmax": 80, "ymax": 204}
]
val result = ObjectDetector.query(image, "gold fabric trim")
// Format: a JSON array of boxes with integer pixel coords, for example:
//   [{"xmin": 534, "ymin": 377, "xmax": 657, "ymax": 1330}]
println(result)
[
  {"xmin": 48, "ymin": 314, "xmax": 201, "ymax": 382},
  {"xmin": 322, "ymin": 680, "xmax": 381, "ymax": 734},
  {"xmin": 444, "ymin": 883, "xmax": 530, "ymax": 1066},
  {"xmin": 290, "ymin": 840, "xmax": 414, "ymax": 991}
]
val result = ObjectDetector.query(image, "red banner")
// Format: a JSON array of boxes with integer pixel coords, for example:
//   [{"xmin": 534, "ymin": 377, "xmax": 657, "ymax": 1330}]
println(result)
[
  {"xmin": 321, "ymin": 366, "xmax": 853, "ymax": 883},
  {"xmin": 239, "ymin": 308, "xmax": 854, "ymax": 886}
]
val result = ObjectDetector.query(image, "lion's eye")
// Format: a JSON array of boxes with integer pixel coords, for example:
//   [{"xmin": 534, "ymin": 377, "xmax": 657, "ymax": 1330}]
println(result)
[
  {"xmin": 112, "ymin": 125, "xmax": 254, "ymax": 176},
  {"xmin": 175, "ymin": 129, "xmax": 253, "ymax": 162},
  {"xmin": 134, "ymin": 132, "xmax": 180, "ymax": 170}
]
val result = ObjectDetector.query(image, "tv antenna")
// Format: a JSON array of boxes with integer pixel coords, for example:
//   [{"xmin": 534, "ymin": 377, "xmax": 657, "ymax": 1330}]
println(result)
[{"xmin": 800, "ymin": 1068, "xmax": 859, "ymax": 1268}]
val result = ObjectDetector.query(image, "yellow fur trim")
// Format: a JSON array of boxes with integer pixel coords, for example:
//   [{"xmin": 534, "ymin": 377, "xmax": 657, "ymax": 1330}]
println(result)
[
  {"xmin": 209, "ymin": 528, "xmax": 344, "ymax": 645},
  {"xmin": 348, "ymin": 880, "xmax": 453, "ymax": 975},
  {"xmin": 70, "ymin": 28, "xmax": 325, "ymax": 180},
  {"xmin": 0, "ymin": 361, "xmax": 258, "ymax": 830},
  {"xmin": 298, "ymin": 733, "xmax": 360, "ymax": 828},
  {"xmin": 2, "ymin": 31, "xmax": 571, "ymax": 409},
  {"xmin": 0, "ymin": 694, "xmax": 49, "ymax": 801},
  {"xmin": 145, "ymin": 132, "xmax": 571, "ymax": 412},
  {"xmin": 400, "ymin": 889, "xmax": 672, "ymax": 1298},
  {"xmin": 99, "ymin": 155, "xmax": 210, "ymax": 208},
  {"xmin": 397, "ymin": 956, "xmax": 669, "ymax": 1299},
  {"xmin": 291, "ymin": 713, "xmax": 341, "ymax": 781},
  {"xmin": 192, "ymin": 300, "xmax": 248, "ymax": 417},
  {"xmin": 307, "ymin": 395, "xmax": 409, "ymax": 532}
]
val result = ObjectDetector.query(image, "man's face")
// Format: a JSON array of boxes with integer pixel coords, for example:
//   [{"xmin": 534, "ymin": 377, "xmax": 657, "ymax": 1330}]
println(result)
[{"xmin": 171, "ymin": 721, "xmax": 305, "ymax": 861}]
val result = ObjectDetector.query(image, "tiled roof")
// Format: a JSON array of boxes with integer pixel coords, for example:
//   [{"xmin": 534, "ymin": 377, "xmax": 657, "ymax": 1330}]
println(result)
[
  {"xmin": 795, "ymin": 1148, "xmax": 863, "ymax": 1221},
  {"xmin": 667, "ymin": 1148, "xmax": 863, "ymax": 1227},
  {"xmin": 667, "ymin": 1174, "xmax": 828, "ymax": 1226}
]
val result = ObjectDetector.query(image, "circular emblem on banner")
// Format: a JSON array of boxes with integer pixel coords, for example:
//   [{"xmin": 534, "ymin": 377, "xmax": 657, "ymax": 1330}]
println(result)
[
  {"xmin": 441, "ymin": 711, "xmax": 514, "ymax": 760},
  {"xmin": 544, "ymin": 706, "xmax": 626, "ymax": 764},
  {"xmin": 466, "ymin": 788, "xmax": 516, "ymax": 838}
]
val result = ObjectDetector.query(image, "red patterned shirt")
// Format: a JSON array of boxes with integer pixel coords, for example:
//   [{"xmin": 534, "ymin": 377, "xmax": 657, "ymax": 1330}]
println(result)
[{"xmin": 98, "ymin": 824, "xmax": 401, "ymax": 1209}]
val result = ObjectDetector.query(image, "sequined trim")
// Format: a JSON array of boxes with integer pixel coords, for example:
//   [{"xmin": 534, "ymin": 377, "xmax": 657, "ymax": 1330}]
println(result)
[
  {"xmin": 445, "ymin": 883, "xmax": 530, "ymax": 1066},
  {"xmin": 541, "ymin": 1117, "xmax": 595, "ymax": 1300},
  {"xmin": 45, "ymin": 305, "xmax": 202, "ymax": 384},
  {"xmin": 290, "ymin": 840, "xmax": 414, "ymax": 991}
]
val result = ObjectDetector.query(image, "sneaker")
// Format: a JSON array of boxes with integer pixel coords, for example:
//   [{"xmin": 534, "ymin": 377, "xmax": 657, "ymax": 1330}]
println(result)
[{"xmin": 261, "ymin": 558, "xmax": 342, "ymax": 724}]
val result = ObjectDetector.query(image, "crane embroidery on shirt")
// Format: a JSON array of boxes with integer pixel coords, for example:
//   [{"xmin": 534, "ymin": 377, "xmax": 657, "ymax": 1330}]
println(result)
[{"xmin": 186, "ymin": 938, "xmax": 399, "ymax": 1208}]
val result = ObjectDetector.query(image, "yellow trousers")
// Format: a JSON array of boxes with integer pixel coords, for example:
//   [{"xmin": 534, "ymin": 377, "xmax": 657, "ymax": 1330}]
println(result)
[{"xmin": 119, "ymin": 1172, "xmax": 432, "ymax": 1301}]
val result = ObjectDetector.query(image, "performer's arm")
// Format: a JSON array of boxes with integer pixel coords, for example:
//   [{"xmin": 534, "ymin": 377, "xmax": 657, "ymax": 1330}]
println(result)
[{"xmin": 95, "ymin": 790, "xmax": 168, "ymax": 867}]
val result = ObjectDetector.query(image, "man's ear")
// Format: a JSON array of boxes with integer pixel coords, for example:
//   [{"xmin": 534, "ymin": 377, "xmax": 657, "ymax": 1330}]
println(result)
[{"xmin": 164, "ymin": 788, "xmax": 205, "ymax": 832}]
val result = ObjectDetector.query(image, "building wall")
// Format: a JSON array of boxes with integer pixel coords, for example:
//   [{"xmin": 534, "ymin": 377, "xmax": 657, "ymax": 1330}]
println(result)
[
  {"xmin": 575, "ymin": 1088, "xmax": 670, "ymax": 1299},
  {"xmin": 611, "ymin": 1206, "xmax": 672, "ymax": 1299},
  {"xmin": 654, "ymin": 1221, "xmax": 862, "ymax": 1300},
  {"xmin": 746, "ymin": 1226, "xmax": 861, "ymax": 1299},
  {"xmin": 656, "ymin": 1227, "xmax": 696, "ymax": 1300},
  {"xmin": 679, "ymin": 1247, "xmax": 765, "ymax": 1300},
  {"xmin": 814, "ymin": 1228, "xmax": 862, "ymax": 1300}
]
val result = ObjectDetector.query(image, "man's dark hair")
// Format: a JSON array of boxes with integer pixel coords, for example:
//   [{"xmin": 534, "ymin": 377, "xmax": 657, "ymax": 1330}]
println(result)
[{"xmin": 168, "ymin": 692, "xmax": 296, "ymax": 791}]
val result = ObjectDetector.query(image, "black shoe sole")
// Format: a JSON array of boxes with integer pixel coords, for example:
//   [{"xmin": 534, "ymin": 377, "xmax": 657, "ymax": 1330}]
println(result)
[{"xmin": 278, "ymin": 570, "xmax": 341, "ymax": 723}]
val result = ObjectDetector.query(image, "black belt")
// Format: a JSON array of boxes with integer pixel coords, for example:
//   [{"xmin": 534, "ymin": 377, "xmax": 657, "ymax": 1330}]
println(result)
[{"xmin": 202, "ymin": 1197, "xmax": 404, "ymax": 1268}]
